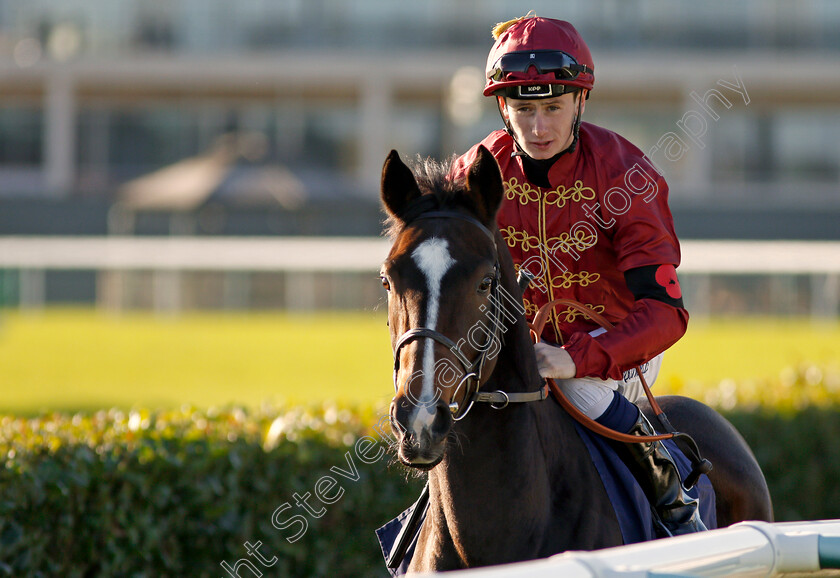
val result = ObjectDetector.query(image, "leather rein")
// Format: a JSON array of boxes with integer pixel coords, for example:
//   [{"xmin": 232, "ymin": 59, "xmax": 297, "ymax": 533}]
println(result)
[
  {"xmin": 530, "ymin": 298, "xmax": 675, "ymax": 443},
  {"xmin": 530, "ymin": 295, "xmax": 712, "ymax": 487}
]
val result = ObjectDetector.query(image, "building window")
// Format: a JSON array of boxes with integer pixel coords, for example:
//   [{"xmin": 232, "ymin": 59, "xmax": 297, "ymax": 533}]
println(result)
[
  {"xmin": 0, "ymin": 106, "xmax": 43, "ymax": 166},
  {"xmin": 775, "ymin": 111, "xmax": 840, "ymax": 183}
]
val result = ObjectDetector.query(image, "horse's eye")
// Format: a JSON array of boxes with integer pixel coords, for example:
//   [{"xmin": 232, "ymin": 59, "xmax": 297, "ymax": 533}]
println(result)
[
  {"xmin": 380, "ymin": 276, "xmax": 391, "ymax": 291},
  {"xmin": 478, "ymin": 276, "xmax": 493, "ymax": 294}
]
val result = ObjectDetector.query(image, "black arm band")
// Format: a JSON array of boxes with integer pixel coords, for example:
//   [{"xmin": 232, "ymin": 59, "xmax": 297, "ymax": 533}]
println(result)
[{"xmin": 624, "ymin": 264, "xmax": 685, "ymax": 308}]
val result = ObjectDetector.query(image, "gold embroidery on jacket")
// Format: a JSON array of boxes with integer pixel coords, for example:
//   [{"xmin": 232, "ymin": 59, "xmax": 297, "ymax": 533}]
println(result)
[
  {"xmin": 500, "ymin": 226, "xmax": 542, "ymax": 251},
  {"xmin": 504, "ymin": 178, "xmax": 541, "ymax": 205},
  {"xmin": 501, "ymin": 174, "xmax": 601, "ymax": 340},
  {"xmin": 521, "ymin": 297, "xmax": 539, "ymax": 318},
  {"xmin": 521, "ymin": 296, "xmax": 603, "ymax": 322},
  {"xmin": 546, "ymin": 227, "xmax": 598, "ymax": 256},
  {"xmin": 502, "ymin": 226, "xmax": 597, "ymax": 257},
  {"xmin": 504, "ymin": 178, "xmax": 596, "ymax": 208},
  {"xmin": 544, "ymin": 180, "xmax": 596, "ymax": 208},
  {"xmin": 556, "ymin": 303, "xmax": 606, "ymax": 324},
  {"xmin": 549, "ymin": 271, "xmax": 601, "ymax": 289}
]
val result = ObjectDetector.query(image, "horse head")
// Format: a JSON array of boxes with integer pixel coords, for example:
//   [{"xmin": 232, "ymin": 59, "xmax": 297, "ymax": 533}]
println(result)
[{"xmin": 380, "ymin": 146, "xmax": 506, "ymax": 469}]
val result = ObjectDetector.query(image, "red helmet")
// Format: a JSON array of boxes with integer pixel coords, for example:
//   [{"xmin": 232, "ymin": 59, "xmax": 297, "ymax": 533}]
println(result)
[{"xmin": 484, "ymin": 16, "xmax": 595, "ymax": 98}]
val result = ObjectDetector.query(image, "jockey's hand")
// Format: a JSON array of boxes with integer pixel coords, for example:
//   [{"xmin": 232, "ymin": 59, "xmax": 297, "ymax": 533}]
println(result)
[{"xmin": 534, "ymin": 342, "xmax": 577, "ymax": 380}]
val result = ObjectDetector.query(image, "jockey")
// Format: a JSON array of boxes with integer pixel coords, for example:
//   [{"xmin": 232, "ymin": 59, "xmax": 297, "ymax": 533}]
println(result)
[{"xmin": 449, "ymin": 14, "xmax": 706, "ymax": 536}]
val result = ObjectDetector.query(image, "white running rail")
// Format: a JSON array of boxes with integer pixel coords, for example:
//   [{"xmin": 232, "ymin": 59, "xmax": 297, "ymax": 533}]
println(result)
[
  {"xmin": 412, "ymin": 520, "xmax": 840, "ymax": 577},
  {"xmin": 1, "ymin": 237, "xmax": 840, "ymax": 273},
  {"xmin": 0, "ymin": 237, "xmax": 838, "ymax": 312}
]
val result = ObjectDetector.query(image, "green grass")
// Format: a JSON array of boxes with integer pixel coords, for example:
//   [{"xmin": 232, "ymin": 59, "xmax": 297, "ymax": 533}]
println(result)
[
  {"xmin": 661, "ymin": 317, "xmax": 840, "ymax": 410},
  {"xmin": 663, "ymin": 317, "xmax": 840, "ymax": 383},
  {"xmin": 0, "ymin": 309, "xmax": 395, "ymax": 415},
  {"xmin": 0, "ymin": 309, "xmax": 838, "ymax": 414}
]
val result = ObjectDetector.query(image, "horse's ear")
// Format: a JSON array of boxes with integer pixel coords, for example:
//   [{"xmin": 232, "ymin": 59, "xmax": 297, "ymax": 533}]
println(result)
[
  {"xmin": 464, "ymin": 145, "xmax": 504, "ymax": 226},
  {"xmin": 381, "ymin": 150, "xmax": 421, "ymax": 221}
]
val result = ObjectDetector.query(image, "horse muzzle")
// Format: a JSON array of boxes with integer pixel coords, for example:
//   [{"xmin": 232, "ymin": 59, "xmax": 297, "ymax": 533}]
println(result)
[{"xmin": 390, "ymin": 397, "xmax": 452, "ymax": 470}]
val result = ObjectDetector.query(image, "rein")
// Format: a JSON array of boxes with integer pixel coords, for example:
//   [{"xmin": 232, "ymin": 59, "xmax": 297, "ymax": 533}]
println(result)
[
  {"xmin": 530, "ymin": 298, "xmax": 712, "ymax": 488},
  {"xmin": 530, "ymin": 299, "xmax": 672, "ymax": 442}
]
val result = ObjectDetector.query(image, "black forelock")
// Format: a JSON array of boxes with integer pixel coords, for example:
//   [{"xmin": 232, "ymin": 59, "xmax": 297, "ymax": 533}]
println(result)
[{"xmin": 383, "ymin": 154, "xmax": 478, "ymax": 240}]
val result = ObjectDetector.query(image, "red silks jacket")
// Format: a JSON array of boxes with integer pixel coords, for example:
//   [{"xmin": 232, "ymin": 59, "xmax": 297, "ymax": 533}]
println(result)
[{"xmin": 450, "ymin": 123, "xmax": 689, "ymax": 380}]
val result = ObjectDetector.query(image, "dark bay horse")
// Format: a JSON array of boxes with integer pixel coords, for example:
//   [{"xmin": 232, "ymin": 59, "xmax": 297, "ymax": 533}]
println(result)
[{"xmin": 379, "ymin": 146, "xmax": 773, "ymax": 573}]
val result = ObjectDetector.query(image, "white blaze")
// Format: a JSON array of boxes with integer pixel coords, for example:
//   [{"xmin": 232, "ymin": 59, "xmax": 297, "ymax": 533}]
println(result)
[{"xmin": 410, "ymin": 237, "xmax": 455, "ymax": 430}]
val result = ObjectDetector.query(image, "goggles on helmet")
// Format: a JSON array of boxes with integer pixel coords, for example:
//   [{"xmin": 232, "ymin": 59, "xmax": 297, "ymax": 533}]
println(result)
[
  {"xmin": 501, "ymin": 84, "xmax": 578, "ymax": 99},
  {"xmin": 488, "ymin": 49, "xmax": 592, "ymax": 83}
]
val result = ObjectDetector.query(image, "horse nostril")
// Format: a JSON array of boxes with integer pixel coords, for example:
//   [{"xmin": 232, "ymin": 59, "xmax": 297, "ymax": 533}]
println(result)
[
  {"xmin": 431, "ymin": 400, "xmax": 453, "ymax": 440},
  {"xmin": 390, "ymin": 401, "xmax": 410, "ymax": 436},
  {"xmin": 390, "ymin": 413, "xmax": 405, "ymax": 434}
]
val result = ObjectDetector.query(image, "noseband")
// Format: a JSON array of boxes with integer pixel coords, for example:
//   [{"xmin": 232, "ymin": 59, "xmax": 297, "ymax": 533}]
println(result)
[{"xmin": 391, "ymin": 209, "xmax": 548, "ymax": 420}]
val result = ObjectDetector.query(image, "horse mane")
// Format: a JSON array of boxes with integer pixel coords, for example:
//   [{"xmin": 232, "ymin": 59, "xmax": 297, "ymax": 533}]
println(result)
[{"xmin": 383, "ymin": 154, "xmax": 476, "ymax": 240}]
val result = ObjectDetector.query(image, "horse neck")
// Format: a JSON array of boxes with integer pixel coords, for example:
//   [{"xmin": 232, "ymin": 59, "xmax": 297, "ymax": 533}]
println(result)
[{"xmin": 425, "ymin": 285, "xmax": 596, "ymax": 563}]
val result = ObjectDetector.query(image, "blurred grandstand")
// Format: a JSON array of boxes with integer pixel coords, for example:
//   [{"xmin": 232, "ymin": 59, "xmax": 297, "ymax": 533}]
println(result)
[{"xmin": 0, "ymin": 0, "xmax": 838, "ymax": 313}]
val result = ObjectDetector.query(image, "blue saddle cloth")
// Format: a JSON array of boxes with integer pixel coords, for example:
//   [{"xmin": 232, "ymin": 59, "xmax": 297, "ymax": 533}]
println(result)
[
  {"xmin": 375, "ymin": 424, "xmax": 717, "ymax": 575},
  {"xmin": 572, "ymin": 422, "xmax": 717, "ymax": 544}
]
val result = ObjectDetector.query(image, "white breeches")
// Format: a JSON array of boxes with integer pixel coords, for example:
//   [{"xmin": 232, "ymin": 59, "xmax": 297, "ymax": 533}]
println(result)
[{"xmin": 557, "ymin": 351, "xmax": 664, "ymax": 419}]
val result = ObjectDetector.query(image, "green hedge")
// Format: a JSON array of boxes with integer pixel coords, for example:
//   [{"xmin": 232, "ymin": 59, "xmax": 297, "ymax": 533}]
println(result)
[
  {"xmin": 1, "ymin": 403, "xmax": 839, "ymax": 577},
  {"xmin": 727, "ymin": 408, "xmax": 840, "ymax": 521},
  {"xmin": 0, "ymin": 406, "xmax": 423, "ymax": 577}
]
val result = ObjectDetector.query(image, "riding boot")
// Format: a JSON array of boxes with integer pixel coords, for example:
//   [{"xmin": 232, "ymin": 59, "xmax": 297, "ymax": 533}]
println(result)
[{"xmin": 623, "ymin": 412, "xmax": 707, "ymax": 537}]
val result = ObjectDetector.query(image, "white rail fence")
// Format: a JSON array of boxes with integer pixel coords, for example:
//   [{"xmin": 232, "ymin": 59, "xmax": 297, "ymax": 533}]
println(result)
[
  {"xmin": 413, "ymin": 520, "xmax": 840, "ymax": 577},
  {"xmin": 0, "ymin": 237, "xmax": 838, "ymax": 315}
]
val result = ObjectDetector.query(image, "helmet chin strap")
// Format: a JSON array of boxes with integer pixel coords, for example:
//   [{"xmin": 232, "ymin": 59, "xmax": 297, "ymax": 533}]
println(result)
[
  {"xmin": 497, "ymin": 90, "xmax": 584, "ymax": 159},
  {"xmin": 567, "ymin": 89, "xmax": 584, "ymax": 154},
  {"xmin": 495, "ymin": 96, "xmax": 527, "ymax": 157}
]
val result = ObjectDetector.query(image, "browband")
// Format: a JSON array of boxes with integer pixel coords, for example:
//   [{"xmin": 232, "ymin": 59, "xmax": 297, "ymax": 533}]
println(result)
[
  {"xmin": 412, "ymin": 211, "xmax": 496, "ymax": 243},
  {"xmin": 399, "ymin": 195, "xmax": 496, "ymax": 243},
  {"xmin": 399, "ymin": 194, "xmax": 440, "ymax": 225}
]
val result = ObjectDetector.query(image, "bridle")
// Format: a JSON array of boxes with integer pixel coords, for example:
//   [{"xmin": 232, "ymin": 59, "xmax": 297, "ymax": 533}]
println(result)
[{"xmin": 390, "ymin": 208, "xmax": 548, "ymax": 421}]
